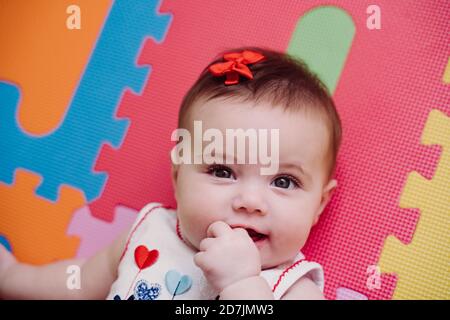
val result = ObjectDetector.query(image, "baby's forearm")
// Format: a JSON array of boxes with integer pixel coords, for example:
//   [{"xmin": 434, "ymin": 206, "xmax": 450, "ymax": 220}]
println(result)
[
  {"xmin": 0, "ymin": 230, "xmax": 127, "ymax": 300},
  {"xmin": 219, "ymin": 276, "xmax": 274, "ymax": 300},
  {"xmin": 0, "ymin": 259, "xmax": 87, "ymax": 300}
]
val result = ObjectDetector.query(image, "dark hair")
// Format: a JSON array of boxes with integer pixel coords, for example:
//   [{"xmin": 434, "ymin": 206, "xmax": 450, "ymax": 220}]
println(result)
[{"xmin": 177, "ymin": 46, "xmax": 342, "ymax": 179}]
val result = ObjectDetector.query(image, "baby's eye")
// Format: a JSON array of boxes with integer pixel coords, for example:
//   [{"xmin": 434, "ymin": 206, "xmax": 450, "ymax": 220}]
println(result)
[
  {"xmin": 207, "ymin": 165, "xmax": 235, "ymax": 179},
  {"xmin": 271, "ymin": 175, "xmax": 301, "ymax": 190}
]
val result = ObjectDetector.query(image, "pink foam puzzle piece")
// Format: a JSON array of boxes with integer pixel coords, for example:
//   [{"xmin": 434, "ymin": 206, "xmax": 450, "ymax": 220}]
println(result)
[
  {"xmin": 301, "ymin": 1, "xmax": 449, "ymax": 299},
  {"xmin": 67, "ymin": 205, "xmax": 137, "ymax": 258},
  {"xmin": 90, "ymin": 0, "xmax": 327, "ymax": 221}
]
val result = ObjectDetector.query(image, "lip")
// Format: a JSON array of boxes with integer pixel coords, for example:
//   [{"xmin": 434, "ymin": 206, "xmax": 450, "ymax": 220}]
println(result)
[
  {"xmin": 253, "ymin": 236, "xmax": 268, "ymax": 249},
  {"xmin": 230, "ymin": 224, "xmax": 269, "ymax": 246},
  {"xmin": 230, "ymin": 224, "xmax": 268, "ymax": 236}
]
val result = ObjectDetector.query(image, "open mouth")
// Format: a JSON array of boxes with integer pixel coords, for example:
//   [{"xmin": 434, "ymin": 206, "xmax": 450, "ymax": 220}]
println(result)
[{"xmin": 245, "ymin": 228, "xmax": 268, "ymax": 242}]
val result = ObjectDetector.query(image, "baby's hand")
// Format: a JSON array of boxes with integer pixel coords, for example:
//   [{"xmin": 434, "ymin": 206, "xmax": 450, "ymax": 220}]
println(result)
[{"xmin": 193, "ymin": 221, "xmax": 261, "ymax": 293}]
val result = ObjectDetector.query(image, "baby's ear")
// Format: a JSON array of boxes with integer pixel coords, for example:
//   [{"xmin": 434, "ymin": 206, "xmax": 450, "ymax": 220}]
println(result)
[{"xmin": 313, "ymin": 179, "xmax": 338, "ymax": 225}]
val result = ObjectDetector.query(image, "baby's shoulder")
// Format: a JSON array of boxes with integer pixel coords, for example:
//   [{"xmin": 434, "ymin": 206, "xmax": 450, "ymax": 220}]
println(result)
[
  {"xmin": 260, "ymin": 253, "xmax": 324, "ymax": 299},
  {"xmin": 125, "ymin": 202, "xmax": 178, "ymax": 241},
  {"xmin": 134, "ymin": 202, "xmax": 176, "ymax": 223}
]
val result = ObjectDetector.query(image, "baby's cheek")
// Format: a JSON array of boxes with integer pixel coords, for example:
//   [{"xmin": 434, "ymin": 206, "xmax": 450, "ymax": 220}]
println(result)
[
  {"xmin": 184, "ymin": 210, "xmax": 215, "ymax": 245},
  {"xmin": 182, "ymin": 216, "xmax": 204, "ymax": 247},
  {"xmin": 283, "ymin": 219, "xmax": 311, "ymax": 249}
]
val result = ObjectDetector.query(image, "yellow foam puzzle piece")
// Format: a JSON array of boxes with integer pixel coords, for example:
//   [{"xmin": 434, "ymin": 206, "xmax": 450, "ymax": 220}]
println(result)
[
  {"xmin": 379, "ymin": 110, "xmax": 450, "ymax": 299},
  {"xmin": 443, "ymin": 57, "xmax": 450, "ymax": 85}
]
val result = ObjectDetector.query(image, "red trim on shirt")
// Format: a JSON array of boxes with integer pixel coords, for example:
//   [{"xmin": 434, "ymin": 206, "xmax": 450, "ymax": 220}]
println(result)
[
  {"xmin": 176, "ymin": 217, "xmax": 195, "ymax": 249},
  {"xmin": 272, "ymin": 258, "xmax": 305, "ymax": 292},
  {"xmin": 119, "ymin": 204, "xmax": 173, "ymax": 262},
  {"xmin": 176, "ymin": 218, "xmax": 183, "ymax": 241}
]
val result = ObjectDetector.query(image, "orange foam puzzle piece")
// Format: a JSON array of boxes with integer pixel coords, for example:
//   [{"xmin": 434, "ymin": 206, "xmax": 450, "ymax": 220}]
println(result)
[
  {"xmin": 0, "ymin": 169, "xmax": 85, "ymax": 264},
  {"xmin": 0, "ymin": 0, "xmax": 112, "ymax": 135}
]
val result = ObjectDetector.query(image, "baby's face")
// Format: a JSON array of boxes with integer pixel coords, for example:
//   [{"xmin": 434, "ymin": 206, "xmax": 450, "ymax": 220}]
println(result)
[{"xmin": 172, "ymin": 98, "xmax": 337, "ymax": 269}]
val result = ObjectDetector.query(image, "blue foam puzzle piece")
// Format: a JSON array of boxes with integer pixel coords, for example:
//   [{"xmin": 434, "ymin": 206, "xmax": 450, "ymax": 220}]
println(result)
[{"xmin": 0, "ymin": 234, "xmax": 12, "ymax": 252}]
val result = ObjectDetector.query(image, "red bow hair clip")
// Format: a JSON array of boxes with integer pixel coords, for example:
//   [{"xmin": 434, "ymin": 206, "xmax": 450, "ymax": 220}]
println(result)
[{"xmin": 208, "ymin": 50, "xmax": 265, "ymax": 85}]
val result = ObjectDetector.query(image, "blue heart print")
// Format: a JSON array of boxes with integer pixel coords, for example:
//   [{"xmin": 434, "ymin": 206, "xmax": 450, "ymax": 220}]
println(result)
[
  {"xmin": 165, "ymin": 269, "xmax": 192, "ymax": 296},
  {"xmin": 133, "ymin": 279, "xmax": 161, "ymax": 300}
]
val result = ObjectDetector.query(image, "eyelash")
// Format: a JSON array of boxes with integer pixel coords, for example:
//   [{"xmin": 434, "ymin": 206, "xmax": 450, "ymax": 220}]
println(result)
[
  {"xmin": 205, "ymin": 164, "xmax": 303, "ymax": 189},
  {"xmin": 206, "ymin": 164, "xmax": 235, "ymax": 179},
  {"xmin": 275, "ymin": 174, "xmax": 302, "ymax": 189}
]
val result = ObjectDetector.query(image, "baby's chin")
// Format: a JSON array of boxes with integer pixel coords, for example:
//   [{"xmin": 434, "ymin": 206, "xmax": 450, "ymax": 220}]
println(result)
[
  {"xmin": 260, "ymin": 250, "xmax": 301, "ymax": 270},
  {"xmin": 261, "ymin": 259, "xmax": 285, "ymax": 270}
]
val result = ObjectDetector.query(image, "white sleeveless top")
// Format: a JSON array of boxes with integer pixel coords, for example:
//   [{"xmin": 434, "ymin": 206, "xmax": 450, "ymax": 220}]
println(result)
[{"xmin": 107, "ymin": 203, "xmax": 324, "ymax": 300}]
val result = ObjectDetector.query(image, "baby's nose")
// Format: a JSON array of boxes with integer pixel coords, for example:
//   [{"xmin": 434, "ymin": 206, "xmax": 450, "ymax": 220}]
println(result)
[{"xmin": 232, "ymin": 188, "xmax": 268, "ymax": 215}]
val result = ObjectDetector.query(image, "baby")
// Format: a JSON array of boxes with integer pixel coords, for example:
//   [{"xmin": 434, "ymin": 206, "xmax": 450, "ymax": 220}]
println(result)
[{"xmin": 0, "ymin": 47, "xmax": 341, "ymax": 300}]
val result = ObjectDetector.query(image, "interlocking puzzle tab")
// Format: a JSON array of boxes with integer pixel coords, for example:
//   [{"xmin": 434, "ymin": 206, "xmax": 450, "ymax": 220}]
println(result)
[
  {"xmin": 0, "ymin": 0, "xmax": 172, "ymax": 202},
  {"xmin": 0, "ymin": 170, "xmax": 84, "ymax": 264},
  {"xmin": 67, "ymin": 205, "xmax": 136, "ymax": 258},
  {"xmin": 379, "ymin": 110, "xmax": 450, "ymax": 299},
  {"xmin": 287, "ymin": 6, "xmax": 355, "ymax": 94},
  {"xmin": 0, "ymin": 0, "xmax": 112, "ymax": 135},
  {"xmin": 443, "ymin": 57, "xmax": 450, "ymax": 84}
]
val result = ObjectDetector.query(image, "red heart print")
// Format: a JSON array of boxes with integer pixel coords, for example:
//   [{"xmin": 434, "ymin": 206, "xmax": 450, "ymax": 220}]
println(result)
[{"xmin": 134, "ymin": 245, "xmax": 159, "ymax": 270}]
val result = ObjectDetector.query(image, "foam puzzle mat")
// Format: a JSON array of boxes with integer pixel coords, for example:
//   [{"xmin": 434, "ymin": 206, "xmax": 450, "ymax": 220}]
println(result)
[{"xmin": 0, "ymin": 0, "xmax": 448, "ymax": 299}]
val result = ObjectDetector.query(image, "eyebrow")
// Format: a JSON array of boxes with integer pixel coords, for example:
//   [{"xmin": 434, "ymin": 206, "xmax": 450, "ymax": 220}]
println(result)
[
  {"xmin": 278, "ymin": 163, "xmax": 311, "ymax": 181},
  {"xmin": 198, "ymin": 151, "xmax": 238, "ymax": 163}
]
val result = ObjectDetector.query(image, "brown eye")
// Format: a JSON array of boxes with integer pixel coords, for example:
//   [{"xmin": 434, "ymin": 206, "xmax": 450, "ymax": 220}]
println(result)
[
  {"xmin": 207, "ymin": 165, "xmax": 234, "ymax": 179},
  {"xmin": 272, "ymin": 176, "xmax": 301, "ymax": 190}
]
